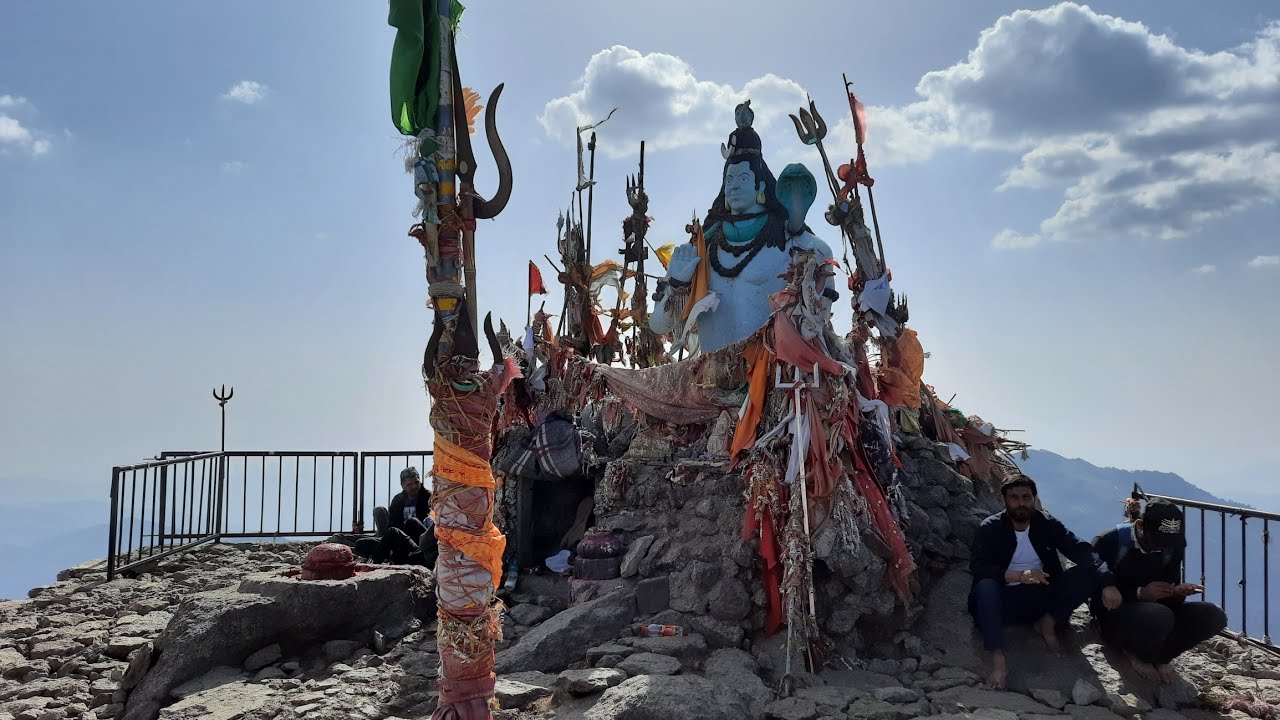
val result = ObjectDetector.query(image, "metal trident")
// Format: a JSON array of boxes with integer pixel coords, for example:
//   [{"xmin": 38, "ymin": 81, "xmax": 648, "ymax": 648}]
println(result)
[
  {"xmin": 789, "ymin": 97, "xmax": 840, "ymax": 202},
  {"xmin": 212, "ymin": 385, "xmax": 233, "ymax": 452}
]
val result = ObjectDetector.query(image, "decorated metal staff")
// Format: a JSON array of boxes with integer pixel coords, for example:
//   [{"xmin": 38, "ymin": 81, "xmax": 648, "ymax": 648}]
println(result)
[
  {"xmin": 389, "ymin": 2, "xmax": 513, "ymax": 718},
  {"xmin": 791, "ymin": 81, "xmax": 904, "ymax": 339},
  {"xmin": 619, "ymin": 142, "xmax": 665, "ymax": 367}
]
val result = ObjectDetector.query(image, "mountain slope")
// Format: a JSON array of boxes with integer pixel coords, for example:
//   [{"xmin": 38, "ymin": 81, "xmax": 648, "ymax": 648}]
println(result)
[{"xmin": 1016, "ymin": 449, "xmax": 1240, "ymax": 539}]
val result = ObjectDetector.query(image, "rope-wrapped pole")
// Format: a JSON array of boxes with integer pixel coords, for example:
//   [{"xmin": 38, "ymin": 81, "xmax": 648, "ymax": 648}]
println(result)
[{"xmin": 390, "ymin": 3, "xmax": 513, "ymax": 714}]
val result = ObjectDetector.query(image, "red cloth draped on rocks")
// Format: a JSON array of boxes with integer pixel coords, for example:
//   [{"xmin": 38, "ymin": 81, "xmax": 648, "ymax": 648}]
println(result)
[{"xmin": 742, "ymin": 459, "xmax": 787, "ymax": 635}]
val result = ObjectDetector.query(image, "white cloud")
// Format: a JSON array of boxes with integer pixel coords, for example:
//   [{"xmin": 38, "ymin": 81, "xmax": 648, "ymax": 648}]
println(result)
[
  {"xmin": 222, "ymin": 80, "xmax": 268, "ymax": 104},
  {"xmin": 0, "ymin": 95, "xmax": 28, "ymax": 109},
  {"xmin": 992, "ymin": 229, "xmax": 1042, "ymax": 250},
  {"xmin": 221, "ymin": 160, "xmax": 246, "ymax": 173},
  {"xmin": 540, "ymin": 46, "xmax": 808, "ymax": 159},
  {"xmin": 1192, "ymin": 264, "xmax": 1217, "ymax": 274},
  {"xmin": 851, "ymin": 4, "xmax": 1280, "ymax": 247},
  {"xmin": 1248, "ymin": 255, "xmax": 1280, "ymax": 268},
  {"xmin": 0, "ymin": 113, "xmax": 50, "ymax": 156}
]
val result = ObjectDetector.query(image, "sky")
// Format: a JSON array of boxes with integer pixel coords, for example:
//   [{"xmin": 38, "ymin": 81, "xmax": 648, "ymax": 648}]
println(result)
[{"xmin": 2, "ymin": 0, "xmax": 1279, "ymax": 529}]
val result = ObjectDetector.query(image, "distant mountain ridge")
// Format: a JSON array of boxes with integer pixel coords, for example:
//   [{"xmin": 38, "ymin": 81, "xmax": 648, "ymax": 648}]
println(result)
[{"xmin": 1015, "ymin": 449, "xmax": 1243, "ymax": 539}]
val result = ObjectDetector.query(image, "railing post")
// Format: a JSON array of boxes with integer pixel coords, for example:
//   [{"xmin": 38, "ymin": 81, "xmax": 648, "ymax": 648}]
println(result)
[
  {"xmin": 213, "ymin": 453, "xmax": 226, "ymax": 542},
  {"xmin": 1264, "ymin": 519, "xmax": 1271, "ymax": 646},
  {"xmin": 157, "ymin": 464, "xmax": 169, "ymax": 553},
  {"xmin": 354, "ymin": 453, "xmax": 365, "ymax": 533},
  {"xmin": 107, "ymin": 468, "xmax": 120, "ymax": 580},
  {"xmin": 1240, "ymin": 515, "xmax": 1248, "ymax": 638}
]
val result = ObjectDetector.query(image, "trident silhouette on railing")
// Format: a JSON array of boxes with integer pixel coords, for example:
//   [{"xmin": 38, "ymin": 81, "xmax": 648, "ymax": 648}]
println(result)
[{"xmin": 212, "ymin": 385, "xmax": 233, "ymax": 453}]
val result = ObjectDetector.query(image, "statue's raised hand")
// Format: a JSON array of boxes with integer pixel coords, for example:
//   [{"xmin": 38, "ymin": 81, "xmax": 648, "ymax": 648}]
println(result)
[{"xmin": 667, "ymin": 243, "xmax": 701, "ymax": 283}]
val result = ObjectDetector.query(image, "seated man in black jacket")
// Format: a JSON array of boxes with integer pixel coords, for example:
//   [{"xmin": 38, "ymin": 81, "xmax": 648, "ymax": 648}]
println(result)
[
  {"xmin": 969, "ymin": 475, "xmax": 1110, "ymax": 688},
  {"xmin": 355, "ymin": 466, "xmax": 438, "ymax": 565},
  {"xmin": 1093, "ymin": 499, "xmax": 1226, "ymax": 683}
]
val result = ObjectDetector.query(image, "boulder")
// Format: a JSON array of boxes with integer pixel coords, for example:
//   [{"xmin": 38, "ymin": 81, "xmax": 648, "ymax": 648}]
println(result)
[
  {"xmin": 793, "ymin": 685, "xmax": 858, "ymax": 715},
  {"xmin": 635, "ymin": 576, "xmax": 670, "ymax": 615},
  {"xmin": 555, "ymin": 668, "xmax": 627, "ymax": 695},
  {"xmin": 928, "ymin": 686, "xmax": 1061, "ymax": 716},
  {"xmin": 1064, "ymin": 705, "xmax": 1123, "ymax": 720},
  {"xmin": 240, "ymin": 645, "xmax": 280, "ymax": 673},
  {"xmin": 616, "ymin": 653, "xmax": 680, "ymax": 677},
  {"xmin": 872, "ymin": 686, "xmax": 922, "ymax": 704},
  {"xmin": 29, "ymin": 639, "xmax": 82, "ymax": 661},
  {"xmin": 494, "ymin": 589, "xmax": 636, "ymax": 674},
  {"xmin": 123, "ymin": 566, "xmax": 431, "ymax": 720},
  {"xmin": 617, "ymin": 634, "xmax": 707, "ymax": 668},
  {"xmin": 585, "ymin": 642, "xmax": 633, "ymax": 665},
  {"xmin": 157, "ymin": 680, "xmax": 275, "ymax": 720},
  {"xmin": 1071, "ymin": 678, "xmax": 1104, "ymax": 707},
  {"xmin": 620, "ymin": 537, "xmax": 655, "ymax": 578},
  {"xmin": 494, "ymin": 672, "xmax": 555, "ymax": 709},
  {"xmin": 763, "ymin": 696, "xmax": 817, "ymax": 720},
  {"xmin": 121, "ymin": 644, "xmax": 153, "ymax": 690},
  {"xmin": 703, "ymin": 648, "xmax": 773, "ymax": 713},
  {"xmin": 583, "ymin": 674, "xmax": 757, "ymax": 720},
  {"xmin": 845, "ymin": 697, "xmax": 920, "ymax": 720},
  {"xmin": 169, "ymin": 666, "xmax": 243, "ymax": 699},
  {"xmin": 321, "ymin": 640, "xmax": 361, "ymax": 663},
  {"xmin": 1030, "ymin": 688, "xmax": 1069, "ymax": 710},
  {"xmin": 0, "ymin": 649, "xmax": 36, "ymax": 678},
  {"xmin": 507, "ymin": 604, "xmax": 553, "ymax": 627},
  {"xmin": 912, "ymin": 568, "xmax": 983, "ymax": 672}
]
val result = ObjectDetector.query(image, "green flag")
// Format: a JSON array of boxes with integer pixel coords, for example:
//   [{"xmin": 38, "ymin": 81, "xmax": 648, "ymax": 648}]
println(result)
[{"xmin": 388, "ymin": 0, "xmax": 464, "ymax": 154}]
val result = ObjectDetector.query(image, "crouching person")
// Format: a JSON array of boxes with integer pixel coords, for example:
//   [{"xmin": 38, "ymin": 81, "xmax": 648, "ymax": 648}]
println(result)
[
  {"xmin": 1093, "ymin": 498, "xmax": 1227, "ymax": 683},
  {"xmin": 969, "ymin": 475, "xmax": 1110, "ymax": 688},
  {"xmin": 355, "ymin": 466, "xmax": 439, "ymax": 566}
]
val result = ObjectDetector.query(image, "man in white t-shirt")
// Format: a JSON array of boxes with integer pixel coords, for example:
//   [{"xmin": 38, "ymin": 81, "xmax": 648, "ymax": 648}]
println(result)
[{"xmin": 968, "ymin": 475, "xmax": 1113, "ymax": 688}]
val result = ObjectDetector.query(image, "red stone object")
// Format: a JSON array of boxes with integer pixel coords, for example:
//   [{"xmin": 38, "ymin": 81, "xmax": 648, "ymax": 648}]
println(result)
[{"xmin": 300, "ymin": 543, "xmax": 358, "ymax": 580}]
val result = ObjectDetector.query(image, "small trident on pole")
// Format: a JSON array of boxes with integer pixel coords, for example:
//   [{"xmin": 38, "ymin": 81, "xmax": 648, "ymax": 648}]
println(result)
[{"xmin": 212, "ymin": 385, "xmax": 234, "ymax": 452}]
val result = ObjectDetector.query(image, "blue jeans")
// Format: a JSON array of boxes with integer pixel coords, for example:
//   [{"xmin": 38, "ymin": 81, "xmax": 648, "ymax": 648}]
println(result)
[{"xmin": 969, "ymin": 564, "xmax": 1096, "ymax": 651}]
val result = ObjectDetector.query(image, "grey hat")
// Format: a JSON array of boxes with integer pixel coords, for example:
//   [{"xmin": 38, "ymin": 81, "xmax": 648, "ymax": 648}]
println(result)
[{"xmin": 400, "ymin": 466, "xmax": 421, "ymax": 482}]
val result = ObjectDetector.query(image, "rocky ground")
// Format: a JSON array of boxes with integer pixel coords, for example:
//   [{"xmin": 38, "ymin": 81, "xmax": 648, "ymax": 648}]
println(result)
[{"xmin": 2, "ymin": 541, "xmax": 1278, "ymax": 720}]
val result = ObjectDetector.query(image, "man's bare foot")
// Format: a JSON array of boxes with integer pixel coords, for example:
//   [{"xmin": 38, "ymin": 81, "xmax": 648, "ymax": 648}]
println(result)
[
  {"xmin": 1156, "ymin": 663, "xmax": 1177, "ymax": 684},
  {"xmin": 1035, "ymin": 615, "xmax": 1061, "ymax": 654},
  {"xmin": 988, "ymin": 650, "xmax": 1008, "ymax": 689},
  {"xmin": 1128, "ymin": 654, "xmax": 1162, "ymax": 682}
]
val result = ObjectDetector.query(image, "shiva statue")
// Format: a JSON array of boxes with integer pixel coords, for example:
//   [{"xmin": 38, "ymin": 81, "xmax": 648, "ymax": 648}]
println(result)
[{"xmin": 650, "ymin": 101, "xmax": 834, "ymax": 353}]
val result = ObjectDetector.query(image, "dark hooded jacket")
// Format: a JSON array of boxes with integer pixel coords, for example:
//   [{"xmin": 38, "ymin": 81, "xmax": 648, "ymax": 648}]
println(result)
[{"xmin": 969, "ymin": 509, "xmax": 1114, "ymax": 592}]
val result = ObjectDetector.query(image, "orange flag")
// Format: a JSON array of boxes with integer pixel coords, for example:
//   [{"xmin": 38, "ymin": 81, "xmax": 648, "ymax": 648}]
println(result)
[{"xmin": 528, "ymin": 261, "xmax": 548, "ymax": 295}]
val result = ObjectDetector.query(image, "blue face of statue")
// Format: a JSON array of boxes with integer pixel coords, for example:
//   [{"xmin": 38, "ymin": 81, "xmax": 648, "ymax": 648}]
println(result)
[{"xmin": 724, "ymin": 161, "xmax": 765, "ymax": 214}]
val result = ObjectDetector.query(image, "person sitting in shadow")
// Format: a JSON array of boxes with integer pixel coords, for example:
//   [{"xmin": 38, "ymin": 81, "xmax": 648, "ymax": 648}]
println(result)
[
  {"xmin": 969, "ymin": 474, "xmax": 1111, "ymax": 688},
  {"xmin": 1093, "ymin": 497, "xmax": 1227, "ymax": 684},
  {"xmin": 354, "ymin": 466, "xmax": 439, "ymax": 567}
]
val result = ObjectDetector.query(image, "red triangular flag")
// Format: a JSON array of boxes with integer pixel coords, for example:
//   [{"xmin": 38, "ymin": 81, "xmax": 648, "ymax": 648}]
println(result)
[{"xmin": 528, "ymin": 261, "xmax": 548, "ymax": 295}]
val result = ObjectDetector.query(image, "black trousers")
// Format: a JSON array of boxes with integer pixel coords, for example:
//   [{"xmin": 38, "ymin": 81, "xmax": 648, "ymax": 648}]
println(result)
[
  {"xmin": 355, "ymin": 511, "xmax": 439, "ymax": 566},
  {"xmin": 1098, "ymin": 600, "xmax": 1227, "ymax": 664},
  {"xmin": 968, "ymin": 564, "xmax": 1096, "ymax": 651}
]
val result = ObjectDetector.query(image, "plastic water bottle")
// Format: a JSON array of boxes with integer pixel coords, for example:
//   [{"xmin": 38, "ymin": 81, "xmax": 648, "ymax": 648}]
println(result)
[
  {"xmin": 637, "ymin": 624, "xmax": 683, "ymax": 637},
  {"xmin": 502, "ymin": 564, "xmax": 518, "ymax": 592}
]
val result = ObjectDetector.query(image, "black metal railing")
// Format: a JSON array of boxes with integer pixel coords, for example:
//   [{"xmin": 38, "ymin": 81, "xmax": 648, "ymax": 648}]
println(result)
[
  {"xmin": 107, "ymin": 450, "xmax": 431, "ymax": 578},
  {"xmin": 358, "ymin": 450, "xmax": 434, "ymax": 532},
  {"xmin": 1146, "ymin": 491, "xmax": 1277, "ymax": 654}
]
